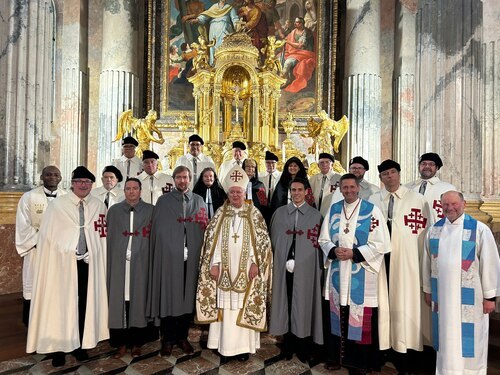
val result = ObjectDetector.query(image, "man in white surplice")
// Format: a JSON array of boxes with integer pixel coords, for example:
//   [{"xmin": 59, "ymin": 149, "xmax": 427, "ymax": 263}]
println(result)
[
  {"xmin": 422, "ymin": 191, "xmax": 500, "ymax": 375},
  {"xmin": 175, "ymin": 134, "xmax": 215, "ymax": 189}
]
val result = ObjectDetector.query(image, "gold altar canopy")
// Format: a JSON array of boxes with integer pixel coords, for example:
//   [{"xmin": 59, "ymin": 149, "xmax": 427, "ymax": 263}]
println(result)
[{"xmin": 188, "ymin": 31, "xmax": 285, "ymax": 166}]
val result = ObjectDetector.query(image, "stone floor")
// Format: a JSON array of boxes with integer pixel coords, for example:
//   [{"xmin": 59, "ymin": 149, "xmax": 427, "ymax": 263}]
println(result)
[{"xmin": 0, "ymin": 335, "xmax": 401, "ymax": 375}]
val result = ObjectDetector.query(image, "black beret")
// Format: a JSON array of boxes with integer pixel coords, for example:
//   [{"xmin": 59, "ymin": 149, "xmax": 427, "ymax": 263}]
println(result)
[
  {"xmin": 189, "ymin": 134, "xmax": 204, "ymax": 145},
  {"xmin": 72, "ymin": 166, "xmax": 96, "ymax": 182},
  {"xmin": 377, "ymin": 159, "xmax": 401, "ymax": 173},
  {"xmin": 349, "ymin": 156, "xmax": 369, "ymax": 171},
  {"xmin": 142, "ymin": 150, "xmax": 159, "ymax": 160},
  {"xmin": 122, "ymin": 136, "xmax": 139, "ymax": 147},
  {"xmin": 102, "ymin": 165, "xmax": 123, "ymax": 182},
  {"xmin": 265, "ymin": 151, "xmax": 279, "ymax": 161},
  {"xmin": 419, "ymin": 152, "xmax": 443, "ymax": 169},
  {"xmin": 318, "ymin": 153, "xmax": 334, "ymax": 162},
  {"xmin": 232, "ymin": 141, "xmax": 246, "ymax": 150}
]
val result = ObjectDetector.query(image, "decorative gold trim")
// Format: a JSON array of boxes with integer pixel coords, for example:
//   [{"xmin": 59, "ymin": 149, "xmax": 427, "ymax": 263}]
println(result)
[
  {"xmin": 465, "ymin": 199, "xmax": 492, "ymax": 224},
  {"xmin": 0, "ymin": 192, "xmax": 23, "ymax": 225},
  {"xmin": 146, "ymin": 0, "xmax": 154, "ymax": 112}
]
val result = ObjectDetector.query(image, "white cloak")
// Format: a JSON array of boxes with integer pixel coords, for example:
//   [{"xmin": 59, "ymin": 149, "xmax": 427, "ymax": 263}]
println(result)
[
  {"xmin": 422, "ymin": 214, "xmax": 500, "ymax": 374},
  {"xmin": 112, "ymin": 155, "xmax": 142, "ymax": 180},
  {"xmin": 175, "ymin": 153, "xmax": 215, "ymax": 188},
  {"xmin": 27, "ymin": 192, "xmax": 109, "ymax": 353},
  {"xmin": 15, "ymin": 186, "xmax": 67, "ymax": 299},
  {"xmin": 369, "ymin": 186, "xmax": 432, "ymax": 352},
  {"xmin": 318, "ymin": 198, "xmax": 391, "ymax": 349},
  {"xmin": 309, "ymin": 171, "xmax": 342, "ymax": 210},
  {"xmin": 91, "ymin": 186, "xmax": 124, "ymax": 208},
  {"xmin": 259, "ymin": 170, "xmax": 281, "ymax": 201},
  {"xmin": 406, "ymin": 176, "xmax": 456, "ymax": 222},
  {"xmin": 138, "ymin": 171, "xmax": 174, "ymax": 205}
]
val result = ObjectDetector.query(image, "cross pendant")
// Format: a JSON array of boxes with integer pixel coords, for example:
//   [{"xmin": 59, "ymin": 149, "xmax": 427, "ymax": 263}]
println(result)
[
  {"xmin": 232, "ymin": 232, "xmax": 240, "ymax": 243},
  {"xmin": 343, "ymin": 227, "xmax": 350, "ymax": 234}
]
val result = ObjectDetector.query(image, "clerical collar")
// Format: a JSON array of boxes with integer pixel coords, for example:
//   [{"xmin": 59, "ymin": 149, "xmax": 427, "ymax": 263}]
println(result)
[{"xmin": 43, "ymin": 187, "xmax": 58, "ymax": 196}]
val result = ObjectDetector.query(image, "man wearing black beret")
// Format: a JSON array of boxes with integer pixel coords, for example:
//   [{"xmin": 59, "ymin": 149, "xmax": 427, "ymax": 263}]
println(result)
[
  {"xmin": 91, "ymin": 165, "xmax": 125, "ymax": 208},
  {"xmin": 27, "ymin": 166, "xmax": 108, "ymax": 367},
  {"xmin": 405, "ymin": 152, "xmax": 456, "ymax": 221},
  {"xmin": 218, "ymin": 141, "xmax": 247, "ymax": 181},
  {"xmin": 349, "ymin": 156, "xmax": 380, "ymax": 200},
  {"xmin": 175, "ymin": 134, "xmax": 215, "ymax": 188},
  {"xmin": 112, "ymin": 136, "xmax": 143, "ymax": 181},
  {"xmin": 138, "ymin": 150, "xmax": 174, "ymax": 205},
  {"xmin": 309, "ymin": 152, "xmax": 342, "ymax": 213},
  {"xmin": 369, "ymin": 160, "xmax": 432, "ymax": 374}
]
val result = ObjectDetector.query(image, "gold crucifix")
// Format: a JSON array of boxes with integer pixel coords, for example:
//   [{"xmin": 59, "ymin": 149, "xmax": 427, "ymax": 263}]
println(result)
[{"xmin": 232, "ymin": 232, "xmax": 240, "ymax": 243}]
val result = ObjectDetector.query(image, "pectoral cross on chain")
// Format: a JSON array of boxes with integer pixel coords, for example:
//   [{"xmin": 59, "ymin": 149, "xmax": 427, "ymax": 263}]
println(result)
[{"xmin": 231, "ymin": 232, "xmax": 240, "ymax": 243}]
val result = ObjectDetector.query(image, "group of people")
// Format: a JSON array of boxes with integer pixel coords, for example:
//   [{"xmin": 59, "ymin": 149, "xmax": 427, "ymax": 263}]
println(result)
[{"xmin": 15, "ymin": 133, "xmax": 499, "ymax": 374}]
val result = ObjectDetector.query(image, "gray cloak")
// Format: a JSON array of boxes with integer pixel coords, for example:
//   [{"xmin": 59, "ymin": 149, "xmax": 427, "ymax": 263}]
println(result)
[
  {"xmin": 148, "ymin": 189, "xmax": 208, "ymax": 320},
  {"xmin": 107, "ymin": 199, "xmax": 154, "ymax": 329},
  {"xmin": 269, "ymin": 202, "xmax": 324, "ymax": 344}
]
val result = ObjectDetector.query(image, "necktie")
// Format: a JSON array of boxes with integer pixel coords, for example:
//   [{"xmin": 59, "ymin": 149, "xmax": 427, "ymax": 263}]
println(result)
[
  {"xmin": 104, "ymin": 192, "xmax": 110, "ymax": 208},
  {"xmin": 150, "ymin": 175, "xmax": 154, "ymax": 204},
  {"xmin": 193, "ymin": 157, "xmax": 198, "ymax": 182},
  {"xmin": 419, "ymin": 180, "xmax": 427, "ymax": 195},
  {"xmin": 206, "ymin": 188, "xmax": 213, "ymax": 218},
  {"xmin": 387, "ymin": 194, "xmax": 394, "ymax": 237},
  {"xmin": 268, "ymin": 174, "xmax": 272, "ymax": 201},
  {"xmin": 236, "ymin": 160, "xmax": 241, "ymax": 166},
  {"xmin": 77, "ymin": 201, "xmax": 87, "ymax": 255},
  {"xmin": 127, "ymin": 159, "xmax": 131, "ymax": 178},
  {"xmin": 318, "ymin": 175, "xmax": 327, "ymax": 211}
]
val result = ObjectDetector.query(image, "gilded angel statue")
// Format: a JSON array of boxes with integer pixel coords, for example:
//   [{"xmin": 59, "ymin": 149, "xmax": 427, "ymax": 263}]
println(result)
[
  {"xmin": 191, "ymin": 36, "xmax": 215, "ymax": 70},
  {"xmin": 261, "ymin": 36, "xmax": 286, "ymax": 74},
  {"xmin": 307, "ymin": 110, "xmax": 349, "ymax": 154},
  {"xmin": 114, "ymin": 109, "xmax": 165, "ymax": 158}
]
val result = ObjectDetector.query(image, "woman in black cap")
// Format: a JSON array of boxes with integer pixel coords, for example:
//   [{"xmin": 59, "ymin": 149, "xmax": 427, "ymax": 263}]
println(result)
[
  {"xmin": 269, "ymin": 156, "xmax": 315, "ymax": 215},
  {"xmin": 192, "ymin": 167, "xmax": 227, "ymax": 219}
]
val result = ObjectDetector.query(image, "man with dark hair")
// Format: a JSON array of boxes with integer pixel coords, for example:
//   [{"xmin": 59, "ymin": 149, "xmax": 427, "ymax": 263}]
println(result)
[
  {"xmin": 91, "ymin": 165, "xmax": 124, "ymax": 208},
  {"xmin": 175, "ymin": 134, "xmax": 215, "ymax": 188},
  {"xmin": 149, "ymin": 165, "xmax": 208, "ymax": 357},
  {"xmin": 27, "ymin": 166, "xmax": 108, "ymax": 367},
  {"xmin": 349, "ymin": 156, "xmax": 379, "ymax": 200},
  {"xmin": 319, "ymin": 173, "xmax": 390, "ymax": 373},
  {"xmin": 369, "ymin": 160, "xmax": 432, "ymax": 374},
  {"xmin": 16, "ymin": 166, "xmax": 66, "ymax": 327},
  {"xmin": 269, "ymin": 177, "xmax": 323, "ymax": 363},
  {"xmin": 107, "ymin": 177, "xmax": 155, "ymax": 359},
  {"xmin": 406, "ymin": 152, "xmax": 456, "ymax": 221}
]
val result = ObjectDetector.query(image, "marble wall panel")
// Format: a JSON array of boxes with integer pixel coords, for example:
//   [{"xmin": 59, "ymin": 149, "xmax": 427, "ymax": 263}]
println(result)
[{"xmin": 0, "ymin": 224, "xmax": 22, "ymax": 295}]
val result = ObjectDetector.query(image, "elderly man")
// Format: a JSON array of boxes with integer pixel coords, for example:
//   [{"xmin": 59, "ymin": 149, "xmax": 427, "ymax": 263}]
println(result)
[
  {"xmin": 175, "ymin": 134, "xmax": 215, "ymax": 188},
  {"xmin": 369, "ymin": 159, "xmax": 432, "ymax": 374},
  {"xmin": 149, "ymin": 166, "xmax": 208, "ymax": 357},
  {"xmin": 16, "ymin": 166, "xmax": 66, "ymax": 327},
  {"xmin": 423, "ymin": 191, "xmax": 500, "ymax": 375},
  {"xmin": 27, "ymin": 166, "xmax": 108, "ymax": 367},
  {"xmin": 91, "ymin": 165, "xmax": 124, "ymax": 208},
  {"xmin": 320, "ymin": 173, "xmax": 390, "ymax": 373},
  {"xmin": 107, "ymin": 178, "xmax": 155, "ymax": 359},
  {"xmin": 113, "ymin": 136, "xmax": 142, "ymax": 180},
  {"xmin": 196, "ymin": 165, "xmax": 272, "ymax": 362},
  {"xmin": 269, "ymin": 177, "xmax": 323, "ymax": 363},
  {"xmin": 349, "ymin": 156, "xmax": 379, "ymax": 200},
  {"xmin": 218, "ymin": 141, "xmax": 247, "ymax": 181},
  {"xmin": 260, "ymin": 151, "xmax": 281, "ymax": 203},
  {"xmin": 138, "ymin": 150, "xmax": 174, "ymax": 205},
  {"xmin": 406, "ymin": 152, "xmax": 456, "ymax": 222},
  {"xmin": 310, "ymin": 153, "xmax": 342, "ymax": 212}
]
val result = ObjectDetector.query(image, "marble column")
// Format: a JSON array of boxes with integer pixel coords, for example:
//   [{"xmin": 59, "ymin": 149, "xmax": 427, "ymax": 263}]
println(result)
[
  {"xmin": 481, "ymin": 1, "xmax": 500, "ymax": 229},
  {"xmin": 59, "ymin": 0, "xmax": 89, "ymax": 188},
  {"xmin": 416, "ymin": 0, "xmax": 487, "ymax": 221},
  {"xmin": 342, "ymin": 0, "xmax": 381, "ymax": 184},
  {"xmin": 98, "ymin": 0, "xmax": 140, "ymax": 177},
  {"xmin": 0, "ymin": 0, "xmax": 55, "ymax": 189},
  {"xmin": 393, "ymin": 1, "xmax": 417, "ymax": 183}
]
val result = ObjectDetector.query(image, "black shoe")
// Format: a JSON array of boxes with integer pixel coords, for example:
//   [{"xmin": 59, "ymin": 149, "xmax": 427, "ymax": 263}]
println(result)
[
  {"xmin": 220, "ymin": 355, "xmax": 231, "ymax": 364},
  {"xmin": 325, "ymin": 360, "xmax": 341, "ymax": 371},
  {"xmin": 296, "ymin": 351, "xmax": 308, "ymax": 364},
  {"xmin": 52, "ymin": 353, "xmax": 66, "ymax": 367},
  {"xmin": 72, "ymin": 348, "xmax": 89, "ymax": 362},
  {"xmin": 237, "ymin": 353, "xmax": 249, "ymax": 362}
]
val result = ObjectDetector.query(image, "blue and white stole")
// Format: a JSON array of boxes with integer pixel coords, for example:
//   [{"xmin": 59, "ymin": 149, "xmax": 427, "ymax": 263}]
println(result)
[
  {"xmin": 428, "ymin": 214, "xmax": 477, "ymax": 358},
  {"xmin": 328, "ymin": 199, "xmax": 373, "ymax": 341}
]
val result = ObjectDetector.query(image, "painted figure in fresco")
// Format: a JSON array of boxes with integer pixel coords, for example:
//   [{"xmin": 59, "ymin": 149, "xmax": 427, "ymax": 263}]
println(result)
[
  {"xmin": 238, "ymin": 0, "xmax": 268, "ymax": 53},
  {"xmin": 170, "ymin": 0, "xmax": 205, "ymax": 45}
]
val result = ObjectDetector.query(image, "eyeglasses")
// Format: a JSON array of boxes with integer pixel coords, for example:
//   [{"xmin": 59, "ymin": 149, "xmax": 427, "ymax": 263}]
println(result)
[
  {"xmin": 72, "ymin": 179, "xmax": 93, "ymax": 185},
  {"xmin": 349, "ymin": 166, "xmax": 365, "ymax": 170},
  {"xmin": 419, "ymin": 162, "xmax": 436, "ymax": 167}
]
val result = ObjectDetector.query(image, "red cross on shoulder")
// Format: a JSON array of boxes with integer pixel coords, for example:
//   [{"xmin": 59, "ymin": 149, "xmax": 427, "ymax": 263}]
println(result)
[
  {"xmin": 404, "ymin": 208, "xmax": 427, "ymax": 234},
  {"xmin": 370, "ymin": 216, "xmax": 379, "ymax": 232},
  {"xmin": 433, "ymin": 199, "xmax": 444, "ymax": 218},
  {"xmin": 94, "ymin": 214, "xmax": 107, "ymax": 237}
]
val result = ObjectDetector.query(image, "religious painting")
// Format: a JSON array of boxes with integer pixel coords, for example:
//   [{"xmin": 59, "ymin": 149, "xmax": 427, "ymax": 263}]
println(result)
[{"xmin": 150, "ymin": 0, "xmax": 336, "ymax": 118}]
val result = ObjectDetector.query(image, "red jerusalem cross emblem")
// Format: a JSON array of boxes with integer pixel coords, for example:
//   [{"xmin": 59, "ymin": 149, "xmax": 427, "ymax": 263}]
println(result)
[
  {"xmin": 404, "ymin": 208, "xmax": 427, "ymax": 234},
  {"xmin": 370, "ymin": 216, "xmax": 379, "ymax": 232},
  {"xmin": 230, "ymin": 170, "xmax": 244, "ymax": 182},
  {"xmin": 433, "ymin": 199, "xmax": 444, "ymax": 218},
  {"xmin": 307, "ymin": 224, "xmax": 321, "ymax": 249},
  {"xmin": 94, "ymin": 214, "xmax": 107, "ymax": 237}
]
